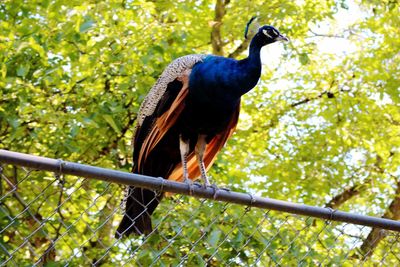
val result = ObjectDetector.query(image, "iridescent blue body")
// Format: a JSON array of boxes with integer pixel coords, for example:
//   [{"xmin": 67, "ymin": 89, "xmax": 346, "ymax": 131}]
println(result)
[
  {"xmin": 116, "ymin": 25, "xmax": 288, "ymax": 237},
  {"xmin": 182, "ymin": 37, "xmax": 263, "ymax": 140}
]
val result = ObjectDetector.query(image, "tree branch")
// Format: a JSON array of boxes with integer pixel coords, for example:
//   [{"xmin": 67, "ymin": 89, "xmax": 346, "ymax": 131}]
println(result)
[
  {"xmin": 3, "ymin": 167, "xmax": 54, "ymax": 257},
  {"xmin": 40, "ymin": 175, "xmax": 65, "ymax": 264},
  {"xmin": 90, "ymin": 189, "xmax": 119, "ymax": 266},
  {"xmin": 228, "ymin": 38, "xmax": 250, "ymax": 59},
  {"xmin": 325, "ymin": 179, "xmax": 371, "ymax": 209},
  {"xmin": 359, "ymin": 179, "xmax": 400, "ymax": 259},
  {"xmin": 291, "ymin": 90, "xmax": 335, "ymax": 107},
  {"xmin": 306, "ymin": 29, "xmax": 346, "ymax": 39},
  {"xmin": 211, "ymin": 0, "xmax": 230, "ymax": 56},
  {"xmin": 326, "ymin": 154, "xmax": 391, "ymax": 212},
  {"xmin": 98, "ymin": 113, "xmax": 137, "ymax": 157},
  {"xmin": 81, "ymin": 111, "xmax": 137, "ymax": 164}
]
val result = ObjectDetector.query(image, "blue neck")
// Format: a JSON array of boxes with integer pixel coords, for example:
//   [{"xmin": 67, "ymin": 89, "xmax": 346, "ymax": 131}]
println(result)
[
  {"xmin": 248, "ymin": 36, "xmax": 263, "ymax": 64},
  {"xmin": 236, "ymin": 35, "xmax": 263, "ymax": 95}
]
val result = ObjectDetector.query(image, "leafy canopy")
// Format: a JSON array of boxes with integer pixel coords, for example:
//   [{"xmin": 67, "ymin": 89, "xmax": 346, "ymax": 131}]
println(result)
[{"xmin": 0, "ymin": 0, "xmax": 399, "ymax": 265}]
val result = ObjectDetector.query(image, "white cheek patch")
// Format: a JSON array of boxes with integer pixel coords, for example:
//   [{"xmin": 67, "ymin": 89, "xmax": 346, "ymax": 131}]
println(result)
[{"xmin": 262, "ymin": 29, "xmax": 272, "ymax": 38}]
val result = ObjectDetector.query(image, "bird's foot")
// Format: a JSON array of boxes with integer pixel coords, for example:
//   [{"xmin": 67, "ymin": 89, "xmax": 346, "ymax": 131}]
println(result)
[
  {"xmin": 207, "ymin": 183, "xmax": 231, "ymax": 199},
  {"xmin": 193, "ymin": 181, "xmax": 203, "ymax": 188},
  {"xmin": 201, "ymin": 181, "xmax": 210, "ymax": 189},
  {"xmin": 183, "ymin": 177, "xmax": 195, "ymax": 195}
]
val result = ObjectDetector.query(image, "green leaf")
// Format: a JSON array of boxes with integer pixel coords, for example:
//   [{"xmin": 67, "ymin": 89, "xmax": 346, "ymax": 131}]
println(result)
[
  {"xmin": 1, "ymin": 64, "xmax": 6, "ymax": 78},
  {"xmin": 299, "ymin": 53, "xmax": 310, "ymax": 65},
  {"xmin": 207, "ymin": 229, "xmax": 221, "ymax": 247},
  {"xmin": 16, "ymin": 65, "xmax": 30, "ymax": 77},
  {"xmin": 79, "ymin": 17, "xmax": 95, "ymax": 33},
  {"xmin": 102, "ymin": 114, "xmax": 121, "ymax": 134}
]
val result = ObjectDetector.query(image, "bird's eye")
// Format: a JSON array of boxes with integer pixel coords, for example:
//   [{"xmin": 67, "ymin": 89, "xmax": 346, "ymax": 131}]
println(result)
[{"xmin": 262, "ymin": 29, "xmax": 273, "ymax": 38}]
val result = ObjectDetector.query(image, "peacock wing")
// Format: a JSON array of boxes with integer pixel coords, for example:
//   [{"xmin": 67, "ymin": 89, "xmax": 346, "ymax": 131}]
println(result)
[{"xmin": 132, "ymin": 54, "xmax": 206, "ymax": 173}]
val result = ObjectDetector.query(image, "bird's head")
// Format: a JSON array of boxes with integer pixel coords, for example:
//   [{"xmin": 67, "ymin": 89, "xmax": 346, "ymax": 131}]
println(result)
[
  {"xmin": 257, "ymin": 25, "xmax": 289, "ymax": 45},
  {"xmin": 244, "ymin": 17, "xmax": 289, "ymax": 46}
]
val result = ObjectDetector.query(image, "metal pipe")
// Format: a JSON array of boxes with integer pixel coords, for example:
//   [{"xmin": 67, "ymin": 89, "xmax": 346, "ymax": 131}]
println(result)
[{"xmin": 1, "ymin": 149, "xmax": 399, "ymax": 232}]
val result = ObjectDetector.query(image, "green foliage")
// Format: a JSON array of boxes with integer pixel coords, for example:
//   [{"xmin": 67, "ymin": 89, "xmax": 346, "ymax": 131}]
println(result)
[{"xmin": 1, "ymin": 0, "xmax": 399, "ymax": 265}]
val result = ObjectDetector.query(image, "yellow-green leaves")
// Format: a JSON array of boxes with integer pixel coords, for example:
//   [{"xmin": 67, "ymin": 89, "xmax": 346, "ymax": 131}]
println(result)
[{"xmin": 1, "ymin": 0, "xmax": 399, "ymax": 265}]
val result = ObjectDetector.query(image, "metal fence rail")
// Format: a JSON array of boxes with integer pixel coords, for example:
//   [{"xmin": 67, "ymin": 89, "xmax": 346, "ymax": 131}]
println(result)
[{"xmin": 0, "ymin": 149, "xmax": 399, "ymax": 266}]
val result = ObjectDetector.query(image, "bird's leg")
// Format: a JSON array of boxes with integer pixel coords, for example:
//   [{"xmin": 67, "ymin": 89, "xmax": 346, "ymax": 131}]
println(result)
[
  {"xmin": 195, "ymin": 134, "xmax": 211, "ymax": 187},
  {"xmin": 179, "ymin": 135, "xmax": 192, "ymax": 186},
  {"xmin": 195, "ymin": 135, "xmax": 231, "ymax": 198}
]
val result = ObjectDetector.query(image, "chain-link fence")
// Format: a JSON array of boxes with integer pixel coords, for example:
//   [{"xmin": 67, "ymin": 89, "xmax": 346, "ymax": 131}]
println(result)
[{"xmin": 1, "ymin": 150, "xmax": 399, "ymax": 266}]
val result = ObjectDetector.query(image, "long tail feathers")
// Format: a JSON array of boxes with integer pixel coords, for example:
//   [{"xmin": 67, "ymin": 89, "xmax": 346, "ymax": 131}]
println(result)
[{"xmin": 115, "ymin": 187, "xmax": 162, "ymax": 238}]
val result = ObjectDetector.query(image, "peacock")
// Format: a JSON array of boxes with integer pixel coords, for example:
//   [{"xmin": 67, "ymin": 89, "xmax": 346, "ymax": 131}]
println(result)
[{"xmin": 116, "ymin": 18, "xmax": 288, "ymax": 237}]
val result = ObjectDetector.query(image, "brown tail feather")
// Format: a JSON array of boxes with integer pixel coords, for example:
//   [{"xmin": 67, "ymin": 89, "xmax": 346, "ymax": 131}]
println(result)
[{"xmin": 115, "ymin": 187, "xmax": 162, "ymax": 237}]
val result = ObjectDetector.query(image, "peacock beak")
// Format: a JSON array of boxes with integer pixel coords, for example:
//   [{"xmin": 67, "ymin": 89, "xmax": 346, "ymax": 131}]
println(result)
[{"xmin": 275, "ymin": 34, "xmax": 289, "ymax": 42}]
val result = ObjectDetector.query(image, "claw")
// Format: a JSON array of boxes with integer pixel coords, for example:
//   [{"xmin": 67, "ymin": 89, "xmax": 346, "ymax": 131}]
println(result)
[
  {"xmin": 209, "ymin": 183, "xmax": 220, "ymax": 199},
  {"xmin": 193, "ymin": 181, "xmax": 203, "ymax": 188},
  {"xmin": 183, "ymin": 178, "xmax": 194, "ymax": 195},
  {"xmin": 202, "ymin": 182, "xmax": 209, "ymax": 189},
  {"xmin": 205, "ymin": 184, "xmax": 231, "ymax": 199}
]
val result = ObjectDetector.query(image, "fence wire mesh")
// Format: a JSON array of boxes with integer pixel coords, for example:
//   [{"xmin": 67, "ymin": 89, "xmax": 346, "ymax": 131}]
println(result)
[{"xmin": 1, "ymin": 162, "xmax": 399, "ymax": 266}]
